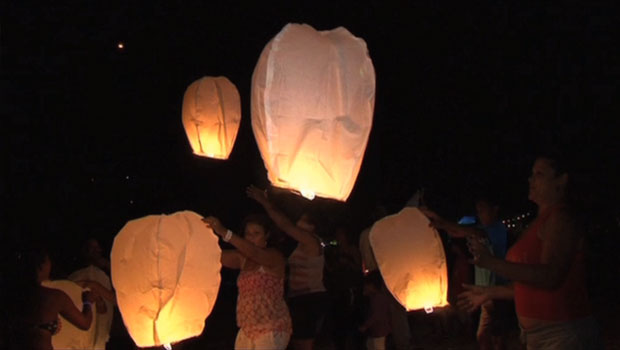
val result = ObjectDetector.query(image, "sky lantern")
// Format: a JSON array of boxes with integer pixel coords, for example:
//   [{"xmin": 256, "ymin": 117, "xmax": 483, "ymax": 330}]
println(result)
[
  {"xmin": 369, "ymin": 207, "xmax": 449, "ymax": 313},
  {"xmin": 111, "ymin": 211, "xmax": 222, "ymax": 348},
  {"xmin": 252, "ymin": 23, "xmax": 375, "ymax": 201},
  {"xmin": 182, "ymin": 76, "xmax": 241, "ymax": 159},
  {"xmin": 42, "ymin": 280, "xmax": 96, "ymax": 349}
]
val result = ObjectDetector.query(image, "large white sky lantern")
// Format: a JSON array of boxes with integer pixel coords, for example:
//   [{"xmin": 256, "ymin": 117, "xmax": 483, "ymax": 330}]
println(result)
[
  {"xmin": 111, "ymin": 211, "xmax": 222, "ymax": 348},
  {"xmin": 252, "ymin": 23, "xmax": 375, "ymax": 201},
  {"xmin": 182, "ymin": 76, "xmax": 241, "ymax": 159},
  {"xmin": 369, "ymin": 207, "xmax": 449, "ymax": 313}
]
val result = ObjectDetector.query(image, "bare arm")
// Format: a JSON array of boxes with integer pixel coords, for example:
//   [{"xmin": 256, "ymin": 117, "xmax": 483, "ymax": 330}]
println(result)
[
  {"xmin": 420, "ymin": 208, "xmax": 487, "ymax": 239},
  {"xmin": 204, "ymin": 216, "xmax": 286, "ymax": 271},
  {"xmin": 57, "ymin": 290, "xmax": 93, "ymax": 330},
  {"xmin": 221, "ymin": 250, "xmax": 243, "ymax": 269},
  {"xmin": 247, "ymin": 185, "xmax": 321, "ymax": 255},
  {"xmin": 76, "ymin": 280, "xmax": 116, "ymax": 304},
  {"xmin": 470, "ymin": 209, "xmax": 580, "ymax": 289}
]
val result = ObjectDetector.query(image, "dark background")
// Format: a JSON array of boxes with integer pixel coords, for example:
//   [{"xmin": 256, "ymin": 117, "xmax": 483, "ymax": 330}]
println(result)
[{"xmin": 3, "ymin": 0, "xmax": 619, "ymax": 275}]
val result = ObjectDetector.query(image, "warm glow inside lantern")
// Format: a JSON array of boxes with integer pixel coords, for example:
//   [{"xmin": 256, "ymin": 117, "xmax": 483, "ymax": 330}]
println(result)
[
  {"xmin": 252, "ymin": 23, "xmax": 375, "ymax": 201},
  {"xmin": 369, "ymin": 207, "xmax": 449, "ymax": 312},
  {"xmin": 182, "ymin": 76, "xmax": 241, "ymax": 159},
  {"xmin": 111, "ymin": 211, "xmax": 222, "ymax": 347}
]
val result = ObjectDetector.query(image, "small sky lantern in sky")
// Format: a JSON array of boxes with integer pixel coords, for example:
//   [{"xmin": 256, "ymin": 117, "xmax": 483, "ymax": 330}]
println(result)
[
  {"xmin": 370, "ymin": 207, "xmax": 449, "ymax": 313},
  {"xmin": 111, "ymin": 211, "xmax": 222, "ymax": 348},
  {"xmin": 252, "ymin": 23, "xmax": 375, "ymax": 201},
  {"xmin": 182, "ymin": 76, "xmax": 241, "ymax": 159},
  {"xmin": 117, "ymin": 42, "xmax": 124, "ymax": 50}
]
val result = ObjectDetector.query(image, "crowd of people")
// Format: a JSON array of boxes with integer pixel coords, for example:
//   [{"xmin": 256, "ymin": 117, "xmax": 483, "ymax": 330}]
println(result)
[{"xmin": 1, "ymin": 152, "xmax": 608, "ymax": 350}]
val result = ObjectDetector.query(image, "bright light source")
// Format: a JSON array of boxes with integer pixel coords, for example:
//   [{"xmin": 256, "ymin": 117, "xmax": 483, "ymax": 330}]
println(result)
[
  {"xmin": 164, "ymin": 344, "xmax": 172, "ymax": 350},
  {"xmin": 118, "ymin": 42, "xmax": 125, "ymax": 49},
  {"xmin": 300, "ymin": 189, "xmax": 316, "ymax": 200},
  {"xmin": 424, "ymin": 305, "xmax": 434, "ymax": 314}
]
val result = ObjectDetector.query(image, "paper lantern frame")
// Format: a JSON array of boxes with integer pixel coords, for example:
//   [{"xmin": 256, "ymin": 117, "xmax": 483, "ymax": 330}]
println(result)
[
  {"xmin": 251, "ymin": 23, "xmax": 375, "ymax": 201},
  {"xmin": 370, "ymin": 207, "xmax": 449, "ymax": 312},
  {"xmin": 182, "ymin": 76, "xmax": 241, "ymax": 159},
  {"xmin": 111, "ymin": 211, "xmax": 222, "ymax": 347}
]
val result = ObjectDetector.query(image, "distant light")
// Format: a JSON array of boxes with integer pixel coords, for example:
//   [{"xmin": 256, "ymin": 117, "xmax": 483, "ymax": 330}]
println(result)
[
  {"xmin": 118, "ymin": 42, "xmax": 125, "ymax": 50},
  {"xmin": 126, "ymin": 175, "xmax": 130, "ymax": 180},
  {"xmin": 129, "ymin": 200, "xmax": 134, "ymax": 204},
  {"xmin": 91, "ymin": 178, "xmax": 95, "ymax": 182}
]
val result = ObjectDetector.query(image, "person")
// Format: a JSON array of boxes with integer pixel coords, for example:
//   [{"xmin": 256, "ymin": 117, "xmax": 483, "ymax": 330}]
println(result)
[
  {"xmin": 324, "ymin": 226, "xmax": 363, "ymax": 350},
  {"xmin": 247, "ymin": 185, "xmax": 328, "ymax": 350},
  {"xmin": 203, "ymin": 214, "xmax": 292, "ymax": 350},
  {"xmin": 69, "ymin": 238, "xmax": 116, "ymax": 350},
  {"xmin": 459, "ymin": 154, "xmax": 603, "ymax": 349},
  {"xmin": 9, "ymin": 245, "xmax": 95, "ymax": 350},
  {"xmin": 358, "ymin": 204, "xmax": 412, "ymax": 350},
  {"xmin": 422, "ymin": 196, "xmax": 510, "ymax": 349},
  {"xmin": 359, "ymin": 271, "xmax": 391, "ymax": 350}
]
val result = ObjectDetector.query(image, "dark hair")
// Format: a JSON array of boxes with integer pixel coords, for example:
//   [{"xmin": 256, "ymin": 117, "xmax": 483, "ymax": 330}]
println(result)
[
  {"xmin": 15, "ymin": 244, "xmax": 49, "ymax": 286},
  {"xmin": 240, "ymin": 214, "xmax": 274, "ymax": 246},
  {"xmin": 535, "ymin": 149, "xmax": 591, "ymax": 226}
]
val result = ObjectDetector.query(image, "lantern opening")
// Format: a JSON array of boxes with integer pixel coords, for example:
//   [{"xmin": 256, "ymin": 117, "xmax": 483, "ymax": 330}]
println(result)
[
  {"xmin": 300, "ymin": 189, "xmax": 316, "ymax": 200},
  {"xmin": 424, "ymin": 305, "xmax": 434, "ymax": 314},
  {"xmin": 163, "ymin": 343, "xmax": 172, "ymax": 350}
]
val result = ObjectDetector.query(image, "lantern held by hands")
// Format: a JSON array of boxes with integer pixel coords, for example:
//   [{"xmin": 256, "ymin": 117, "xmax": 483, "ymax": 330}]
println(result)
[
  {"xmin": 111, "ymin": 211, "xmax": 222, "ymax": 347},
  {"xmin": 42, "ymin": 280, "xmax": 96, "ymax": 349},
  {"xmin": 182, "ymin": 76, "xmax": 241, "ymax": 159},
  {"xmin": 369, "ymin": 207, "xmax": 448, "ymax": 312},
  {"xmin": 252, "ymin": 23, "xmax": 375, "ymax": 201}
]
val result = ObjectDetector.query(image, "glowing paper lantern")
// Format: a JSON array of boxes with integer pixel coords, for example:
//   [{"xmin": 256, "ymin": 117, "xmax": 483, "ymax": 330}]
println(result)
[
  {"xmin": 111, "ymin": 211, "xmax": 222, "ymax": 347},
  {"xmin": 369, "ymin": 207, "xmax": 448, "ymax": 312},
  {"xmin": 252, "ymin": 23, "xmax": 375, "ymax": 201},
  {"xmin": 42, "ymin": 280, "xmax": 96, "ymax": 349},
  {"xmin": 182, "ymin": 76, "xmax": 241, "ymax": 159}
]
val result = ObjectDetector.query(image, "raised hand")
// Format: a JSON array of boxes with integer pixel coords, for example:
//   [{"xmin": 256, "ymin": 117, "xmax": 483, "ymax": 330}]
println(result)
[
  {"xmin": 246, "ymin": 185, "xmax": 269, "ymax": 205},
  {"xmin": 419, "ymin": 208, "xmax": 447, "ymax": 230},
  {"xmin": 202, "ymin": 216, "xmax": 226, "ymax": 237}
]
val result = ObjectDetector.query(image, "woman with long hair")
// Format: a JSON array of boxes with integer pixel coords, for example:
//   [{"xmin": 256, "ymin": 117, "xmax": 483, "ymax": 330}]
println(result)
[
  {"xmin": 203, "ymin": 214, "xmax": 291, "ymax": 350},
  {"xmin": 246, "ymin": 185, "xmax": 328, "ymax": 350},
  {"xmin": 7, "ymin": 245, "xmax": 95, "ymax": 350},
  {"xmin": 457, "ymin": 154, "xmax": 602, "ymax": 349}
]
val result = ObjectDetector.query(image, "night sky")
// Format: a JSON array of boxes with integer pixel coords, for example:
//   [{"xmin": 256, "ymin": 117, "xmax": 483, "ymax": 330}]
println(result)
[{"xmin": 3, "ymin": 1, "xmax": 619, "ymax": 262}]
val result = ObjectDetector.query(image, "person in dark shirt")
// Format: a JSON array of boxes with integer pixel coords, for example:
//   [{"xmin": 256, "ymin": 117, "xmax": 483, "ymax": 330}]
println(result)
[{"xmin": 359, "ymin": 271, "xmax": 391, "ymax": 350}]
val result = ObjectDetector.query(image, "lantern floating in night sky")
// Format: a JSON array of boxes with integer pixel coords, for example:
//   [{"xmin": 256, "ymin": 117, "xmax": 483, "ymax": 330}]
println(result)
[
  {"xmin": 111, "ymin": 211, "xmax": 222, "ymax": 348},
  {"xmin": 252, "ymin": 23, "xmax": 375, "ymax": 201},
  {"xmin": 370, "ymin": 207, "xmax": 449, "ymax": 313},
  {"xmin": 182, "ymin": 76, "xmax": 241, "ymax": 159}
]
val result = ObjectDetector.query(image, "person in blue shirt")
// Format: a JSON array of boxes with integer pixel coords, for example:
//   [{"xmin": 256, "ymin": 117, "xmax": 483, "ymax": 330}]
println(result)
[{"xmin": 422, "ymin": 195, "xmax": 510, "ymax": 350}]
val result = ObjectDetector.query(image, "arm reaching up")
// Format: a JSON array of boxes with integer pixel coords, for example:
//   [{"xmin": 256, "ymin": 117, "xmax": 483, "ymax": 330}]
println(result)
[{"xmin": 246, "ymin": 185, "xmax": 321, "ymax": 256}]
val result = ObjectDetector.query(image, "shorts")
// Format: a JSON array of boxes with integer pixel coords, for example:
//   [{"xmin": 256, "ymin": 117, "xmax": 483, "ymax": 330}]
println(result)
[
  {"xmin": 520, "ymin": 316, "xmax": 604, "ymax": 350},
  {"xmin": 287, "ymin": 292, "xmax": 329, "ymax": 339}
]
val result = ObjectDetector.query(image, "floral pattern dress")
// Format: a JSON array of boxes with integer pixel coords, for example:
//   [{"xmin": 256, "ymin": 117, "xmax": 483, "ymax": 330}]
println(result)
[{"xmin": 236, "ymin": 265, "xmax": 292, "ymax": 339}]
